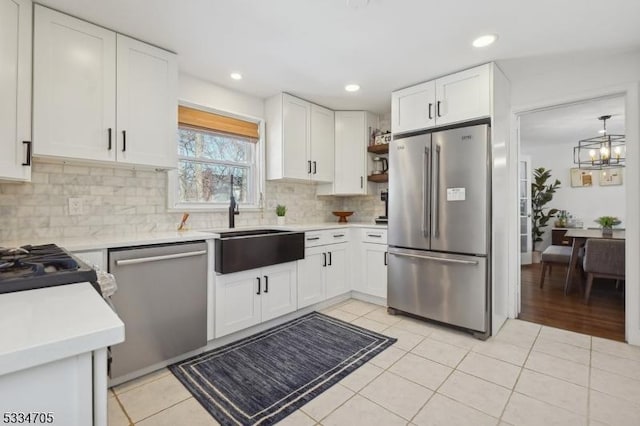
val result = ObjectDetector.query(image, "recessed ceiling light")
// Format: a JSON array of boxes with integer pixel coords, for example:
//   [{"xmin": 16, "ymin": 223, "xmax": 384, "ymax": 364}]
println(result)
[
  {"xmin": 345, "ymin": 84, "xmax": 360, "ymax": 92},
  {"xmin": 230, "ymin": 73, "xmax": 243, "ymax": 80},
  {"xmin": 472, "ymin": 34, "xmax": 498, "ymax": 48}
]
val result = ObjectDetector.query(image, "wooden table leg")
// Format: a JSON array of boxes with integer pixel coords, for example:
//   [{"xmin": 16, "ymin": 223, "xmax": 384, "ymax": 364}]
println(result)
[{"xmin": 564, "ymin": 237, "xmax": 583, "ymax": 295}]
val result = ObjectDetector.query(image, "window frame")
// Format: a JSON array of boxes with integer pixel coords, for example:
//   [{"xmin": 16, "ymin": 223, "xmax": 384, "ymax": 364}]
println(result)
[{"xmin": 167, "ymin": 102, "xmax": 265, "ymax": 212}]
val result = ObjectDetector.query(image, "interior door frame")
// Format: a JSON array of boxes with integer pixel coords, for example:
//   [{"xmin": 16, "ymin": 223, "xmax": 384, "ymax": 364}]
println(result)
[
  {"xmin": 519, "ymin": 153, "xmax": 533, "ymax": 267},
  {"xmin": 508, "ymin": 83, "xmax": 640, "ymax": 345}
]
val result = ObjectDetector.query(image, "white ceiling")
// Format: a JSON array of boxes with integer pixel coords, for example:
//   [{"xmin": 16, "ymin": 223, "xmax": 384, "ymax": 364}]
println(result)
[
  {"xmin": 520, "ymin": 96, "xmax": 625, "ymax": 147},
  {"xmin": 38, "ymin": 0, "xmax": 640, "ymax": 113}
]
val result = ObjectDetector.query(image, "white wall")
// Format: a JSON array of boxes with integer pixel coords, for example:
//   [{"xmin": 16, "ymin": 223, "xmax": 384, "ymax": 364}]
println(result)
[
  {"xmin": 521, "ymin": 141, "xmax": 626, "ymax": 250},
  {"xmin": 501, "ymin": 48, "xmax": 640, "ymax": 344},
  {"xmin": 179, "ymin": 73, "xmax": 264, "ymax": 119}
]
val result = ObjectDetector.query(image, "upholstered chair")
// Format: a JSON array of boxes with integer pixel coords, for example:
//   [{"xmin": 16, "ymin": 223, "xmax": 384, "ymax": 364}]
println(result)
[{"xmin": 582, "ymin": 239, "xmax": 625, "ymax": 304}]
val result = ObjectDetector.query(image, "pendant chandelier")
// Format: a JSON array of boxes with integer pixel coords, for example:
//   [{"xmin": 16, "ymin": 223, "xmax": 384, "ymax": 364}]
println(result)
[{"xmin": 573, "ymin": 115, "xmax": 625, "ymax": 169}]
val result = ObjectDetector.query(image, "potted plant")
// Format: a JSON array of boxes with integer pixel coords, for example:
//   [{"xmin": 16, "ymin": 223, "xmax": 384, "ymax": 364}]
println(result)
[
  {"xmin": 595, "ymin": 216, "xmax": 621, "ymax": 236},
  {"xmin": 276, "ymin": 204, "xmax": 287, "ymax": 225},
  {"xmin": 531, "ymin": 167, "xmax": 561, "ymax": 262}
]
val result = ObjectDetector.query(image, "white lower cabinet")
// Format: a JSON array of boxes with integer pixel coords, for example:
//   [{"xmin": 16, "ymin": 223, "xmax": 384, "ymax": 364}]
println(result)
[
  {"xmin": 361, "ymin": 243, "xmax": 388, "ymax": 299},
  {"xmin": 297, "ymin": 247, "xmax": 325, "ymax": 308},
  {"xmin": 298, "ymin": 242, "xmax": 349, "ymax": 308},
  {"xmin": 215, "ymin": 262, "xmax": 297, "ymax": 338}
]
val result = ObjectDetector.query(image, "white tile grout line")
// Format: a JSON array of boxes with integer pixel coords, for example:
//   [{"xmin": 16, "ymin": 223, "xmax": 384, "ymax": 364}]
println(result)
[{"xmin": 496, "ymin": 322, "xmax": 542, "ymax": 423}]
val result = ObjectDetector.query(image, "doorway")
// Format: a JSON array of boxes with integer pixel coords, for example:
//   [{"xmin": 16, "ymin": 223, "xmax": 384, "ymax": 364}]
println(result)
[{"xmin": 516, "ymin": 95, "xmax": 626, "ymax": 341}]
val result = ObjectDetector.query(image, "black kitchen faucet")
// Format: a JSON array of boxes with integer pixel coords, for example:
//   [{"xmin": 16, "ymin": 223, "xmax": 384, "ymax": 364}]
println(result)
[{"xmin": 228, "ymin": 175, "xmax": 240, "ymax": 228}]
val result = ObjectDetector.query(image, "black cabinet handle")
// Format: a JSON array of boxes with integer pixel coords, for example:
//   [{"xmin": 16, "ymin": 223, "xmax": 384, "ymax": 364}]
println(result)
[
  {"xmin": 263, "ymin": 275, "xmax": 269, "ymax": 293},
  {"xmin": 313, "ymin": 161, "xmax": 317, "ymax": 174},
  {"xmin": 307, "ymin": 160, "xmax": 311, "ymax": 174},
  {"xmin": 108, "ymin": 128, "xmax": 112, "ymax": 150},
  {"xmin": 436, "ymin": 101, "xmax": 442, "ymax": 117},
  {"xmin": 322, "ymin": 252, "xmax": 327, "ymax": 267},
  {"xmin": 333, "ymin": 234, "xmax": 345, "ymax": 238},
  {"xmin": 328, "ymin": 251, "xmax": 332, "ymax": 266},
  {"xmin": 428, "ymin": 103, "xmax": 433, "ymax": 119},
  {"xmin": 384, "ymin": 251, "xmax": 388, "ymax": 266},
  {"xmin": 21, "ymin": 141, "xmax": 31, "ymax": 166},
  {"xmin": 307, "ymin": 236, "xmax": 320, "ymax": 241},
  {"xmin": 122, "ymin": 130, "xmax": 127, "ymax": 152},
  {"xmin": 256, "ymin": 277, "xmax": 261, "ymax": 295}
]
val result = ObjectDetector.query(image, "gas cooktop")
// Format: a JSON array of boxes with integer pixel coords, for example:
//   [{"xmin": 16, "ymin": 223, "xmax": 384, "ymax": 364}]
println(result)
[{"xmin": 0, "ymin": 244, "xmax": 97, "ymax": 294}]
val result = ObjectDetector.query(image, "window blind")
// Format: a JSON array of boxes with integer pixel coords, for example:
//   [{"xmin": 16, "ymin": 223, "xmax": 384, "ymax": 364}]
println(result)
[{"xmin": 178, "ymin": 105, "xmax": 259, "ymax": 140}]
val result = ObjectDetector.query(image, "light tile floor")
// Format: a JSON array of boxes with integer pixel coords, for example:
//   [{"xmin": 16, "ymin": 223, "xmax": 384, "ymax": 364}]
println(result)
[{"xmin": 109, "ymin": 299, "xmax": 640, "ymax": 426}]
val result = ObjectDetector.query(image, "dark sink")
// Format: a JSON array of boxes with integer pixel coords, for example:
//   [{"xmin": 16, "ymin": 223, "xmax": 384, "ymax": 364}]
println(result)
[
  {"xmin": 217, "ymin": 229, "xmax": 289, "ymax": 239},
  {"xmin": 214, "ymin": 230, "xmax": 304, "ymax": 274}
]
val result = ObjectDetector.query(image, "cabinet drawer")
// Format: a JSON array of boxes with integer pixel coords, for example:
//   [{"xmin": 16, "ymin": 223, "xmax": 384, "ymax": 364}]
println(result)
[
  {"xmin": 305, "ymin": 229, "xmax": 350, "ymax": 247},
  {"xmin": 362, "ymin": 229, "xmax": 387, "ymax": 244},
  {"xmin": 304, "ymin": 231, "xmax": 327, "ymax": 247}
]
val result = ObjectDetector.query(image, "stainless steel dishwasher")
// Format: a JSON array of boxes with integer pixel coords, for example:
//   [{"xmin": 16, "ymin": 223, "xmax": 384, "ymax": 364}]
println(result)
[{"xmin": 108, "ymin": 241, "xmax": 207, "ymax": 380}]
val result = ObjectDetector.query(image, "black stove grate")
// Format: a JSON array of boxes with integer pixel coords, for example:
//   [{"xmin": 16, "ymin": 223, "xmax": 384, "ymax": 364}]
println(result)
[{"xmin": 0, "ymin": 244, "xmax": 98, "ymax": 294}]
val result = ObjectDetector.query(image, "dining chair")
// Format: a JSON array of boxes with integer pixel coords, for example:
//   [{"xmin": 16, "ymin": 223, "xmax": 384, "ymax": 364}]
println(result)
[
  {"xmin": 539, "ymin": 245, "xmax": 574, "ymax": 289},
  {"xmin": 582, "ymin": 238, "xmax": 625, "ymax": 304}
]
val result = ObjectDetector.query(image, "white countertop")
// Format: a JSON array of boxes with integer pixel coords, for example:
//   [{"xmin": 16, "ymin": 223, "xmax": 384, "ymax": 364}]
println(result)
[
  {"xmin": 0, "ymin": 283, "xmax": 124, "ymax": 376},
  {"xmin": 3, "ymin": 223, "xmax": 387, "ymax": 252}
]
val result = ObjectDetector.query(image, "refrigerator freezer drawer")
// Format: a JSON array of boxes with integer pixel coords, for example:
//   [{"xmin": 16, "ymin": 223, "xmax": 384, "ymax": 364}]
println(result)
[{"xmin": 387, "ymin": 248, "xmax": 488, "ymax": 333}]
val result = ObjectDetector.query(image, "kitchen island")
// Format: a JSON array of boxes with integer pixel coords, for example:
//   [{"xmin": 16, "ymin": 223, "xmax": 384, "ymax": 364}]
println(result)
[{"xmin": 0, "ymin": 283, "xmax": 124, "ymax": 426}]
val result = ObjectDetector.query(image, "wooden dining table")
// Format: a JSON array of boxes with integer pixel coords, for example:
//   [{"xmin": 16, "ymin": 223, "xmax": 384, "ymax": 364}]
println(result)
[{"xmin": 564, "ymin": 228, "xmax": 626, "ymax": 294}]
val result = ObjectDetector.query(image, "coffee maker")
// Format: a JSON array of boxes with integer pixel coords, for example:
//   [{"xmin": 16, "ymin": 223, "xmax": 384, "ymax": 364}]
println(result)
[{"xmin": 375, "ymin": 190, "xmax": 388, "ymax": 224}]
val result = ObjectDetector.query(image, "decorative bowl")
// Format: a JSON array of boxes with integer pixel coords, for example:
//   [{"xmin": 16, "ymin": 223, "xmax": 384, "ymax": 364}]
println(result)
[{"xmin": 332, "ymin": 211, "xmax": 354, "ymax": 223}]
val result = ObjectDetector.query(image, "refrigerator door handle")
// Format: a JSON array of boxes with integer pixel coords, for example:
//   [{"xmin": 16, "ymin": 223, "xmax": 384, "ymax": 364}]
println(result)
[
  {"xmin": 433, "ymin": 144, "xmax": 441, "ymax": 238},
  {"xmin": 389, "ymin": 251, "xmax": 479, "ymax": 265},
  {"xmin": 423, "ymin": 147, "xmax": 430, "ymax": 237}
]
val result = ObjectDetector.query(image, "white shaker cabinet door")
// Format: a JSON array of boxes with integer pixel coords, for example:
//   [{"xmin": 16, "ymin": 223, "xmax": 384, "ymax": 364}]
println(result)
[
  {"xmin": 435, "ymin": 63, "xmax": 491, "ymax": 126},
  {"xmin": 215, "ymin": 269, "xmax": 262, "ymax": 338},
  {"xmin": 325, "ymin": 243, "xmax": 349, "ymax": 299},
  {"xmin": 297, "ymin": 247, "xmax": 326, "ymax": 308},
  {"xmin": 310, "ymin": 104, "xmax": 334, "ymax": 183},
  {"xmin": 0, "ymin": 0, "xmax": 31, "ymax": 181},
  {"xmin": 261, "ymin": 262, "xmax": 297, "ymax": 322},
  {"xmin": 282, "ymin": 94, "xmax": 311, "ymax": 180},
  {"xmin": 116, "ymin": 34, "xmax": 178, "ymax": 169},
  {"xmin": 33, "ymin": 5, "xmax": 116, "ymax": 162},
  {"xmin": 391, "ymin": 80, "xmax": 435, "ymax": 134},
  {"xmin": 334, "ymin": 111, "xmax": 366, "ymax": 194},
  {"xmin": 362, "ymin": 243, "xmax": 388, "ymax": 299}
]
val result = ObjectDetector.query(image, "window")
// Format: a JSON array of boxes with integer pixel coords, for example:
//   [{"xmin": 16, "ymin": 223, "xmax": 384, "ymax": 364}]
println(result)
[{"xmin": 169, "ymin": 105, "xmax": 263, "ymax": 210}]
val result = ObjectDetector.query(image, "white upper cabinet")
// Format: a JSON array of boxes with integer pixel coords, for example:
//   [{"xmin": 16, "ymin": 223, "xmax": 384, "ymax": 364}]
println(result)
[
  {"xmin": 310, "ymin": 104, "xmax": 335, "ymax": 182},
  {"xmin": 282, "ymin": 94, "xmax": 311, "ymax": 180},
  {"xmin": 33, "ymin": 5, "xmax": 117, "ymax": 163},
  {"xmin": 327, "ymin": 111, "xmax": 378, "ymax": 195},
  {"xmin": 0, "ymin": 0, "xmax": 32, "ymax": 181},
  {"xmin": 391, "ymin": 63, "xmax": 491, "ymax": 134},
  {"xmin": 391, "ymin": 81, "xmax": 436, "ymax": 135},
  {"xmin": 116, "ymin": 34, "xmax": 178, "ymax": 168},
  {"xmin": 435, "ymin": 64, "xmax": 491, "ymax": 126},
  {"xmin": 266, "ymin": 93, "xmax": 334, "ymax": 183},
  {"xmin": 32, "ymin": 5, "xmax": 177, "ymax": 169}
]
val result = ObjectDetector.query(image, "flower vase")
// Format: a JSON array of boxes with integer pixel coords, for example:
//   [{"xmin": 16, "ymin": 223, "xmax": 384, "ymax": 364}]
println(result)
[
  {"xmin": 276, "ymin": 216, "xmax": 285, "ymax": 226},
  {"xmin": 602, "ymin": 227, "xmax": 613, "ymax": 237}
]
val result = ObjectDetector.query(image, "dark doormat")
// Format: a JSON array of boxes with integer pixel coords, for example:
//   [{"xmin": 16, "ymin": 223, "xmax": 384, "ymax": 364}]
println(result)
[{"xmin": 169, "ymin": 311, "xmax": 396, "ymax": 425}]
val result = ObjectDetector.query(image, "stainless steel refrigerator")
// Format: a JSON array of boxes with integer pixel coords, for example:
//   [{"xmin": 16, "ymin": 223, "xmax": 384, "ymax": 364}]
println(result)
[{"xmin": 388, "ymin": 122, "xmax": 491, "ymax": 338}]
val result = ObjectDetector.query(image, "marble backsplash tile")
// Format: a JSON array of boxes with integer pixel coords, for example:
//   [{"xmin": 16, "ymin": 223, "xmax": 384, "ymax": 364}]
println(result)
[{"xmin": 0, "ymin": 160, "xmax": 386, "ymax": 242}]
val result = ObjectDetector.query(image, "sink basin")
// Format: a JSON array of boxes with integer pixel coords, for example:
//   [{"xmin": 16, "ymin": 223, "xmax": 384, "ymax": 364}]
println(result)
[
  {"xmin": 217, "ymin": 229, "xmax": 290, "ymax": 239},
  {"xmin": 214, "ymin": 230, "xmax": 304, "ymax": 274}
]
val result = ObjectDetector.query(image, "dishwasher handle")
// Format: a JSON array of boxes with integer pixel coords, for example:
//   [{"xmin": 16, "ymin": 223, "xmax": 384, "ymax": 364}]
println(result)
[
  {"xmin": 114, "ymin": 250, "xmax": 206, "ymax": 266},
  {"xmin": 389, "ymin": 250, "xmax": 479, "ymax": 265}
]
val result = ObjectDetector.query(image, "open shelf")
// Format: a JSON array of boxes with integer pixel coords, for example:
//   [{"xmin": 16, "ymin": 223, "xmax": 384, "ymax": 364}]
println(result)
[
  {"xmin": 367, "ymin": 173, "xmax": 388, "ymax": 183},
  {"xmin": 367, "ymin": 143, "xmax": 389, "ymax": 154}
]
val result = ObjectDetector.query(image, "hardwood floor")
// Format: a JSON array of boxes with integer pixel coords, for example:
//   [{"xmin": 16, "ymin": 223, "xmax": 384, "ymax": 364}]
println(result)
[{"xmin": 519, "ymin": 263, "xmax": 625, "ymax": 341}]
